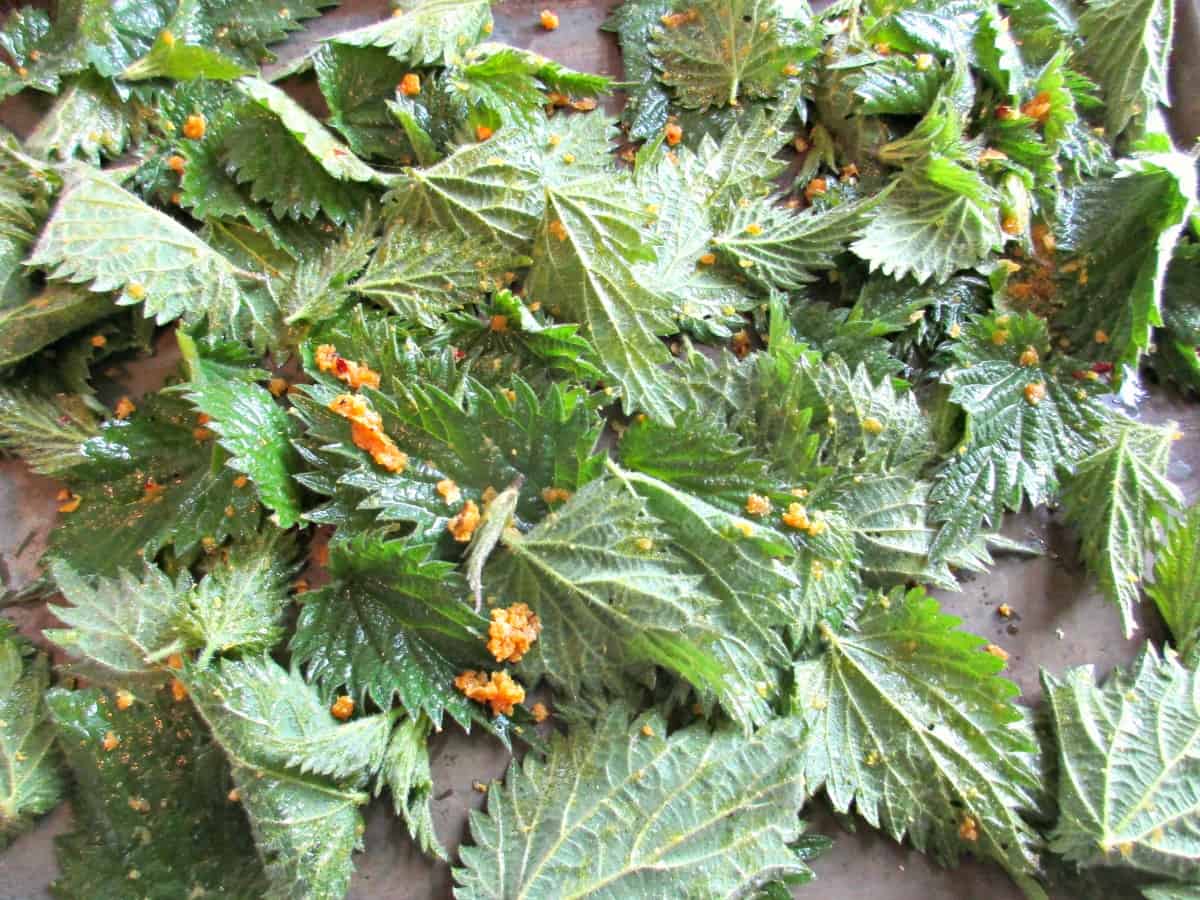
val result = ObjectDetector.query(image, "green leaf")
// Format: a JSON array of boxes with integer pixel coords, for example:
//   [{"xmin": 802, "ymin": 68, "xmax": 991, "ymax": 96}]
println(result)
[
  {"xmin": 849, "ymin": 54, "xmax": 945, "ymax": 115},
  {"xmin": 1147, "ymin": 503, "xmax": 1200, "ymax": 664},
  {"xmin": 852, "ymin": 157, "xmax": 1003, "ymax": 284},
  {"xmin": 47, "ymin": 685, "xmax": 267, "ymax": 899},
  {"xmin": 223, "ymin": 78, "xmax": 377, "ymax": 225},
  {"xmin": 25, "ymin": 74, "xmax": 132, "ymax": 165},
  {"xmin": 1060, "ymin": 419, "xmax": 1182, "ymax": 638},
  {"xmin": 794, "ymin": 587, "xmax": 1044, "ymax": 890},
  {"xmin": 384, "ymin": 129, "xmax": 543, "ymax": 252},
  {"xmin": 1077, "ymin": 0, "xmax": 1173, "ymax": 140},
  {"xmin": 454, "ymin": 703, "xmax": 814, "ymax": 899},
  {"xmin": 46, "ymin": 560, "xmax": 189, "ymax": 684},
  {"xmin": 51, "ymin": 393, "xmax": 264, "ymax": 576},
  {"xmin": 602, "ymin": 0, "xmax": 674, "ymax": 139},
  {"xmin": 315, "ymin": 43, "xmax": 413, "ymax": 162},
  {"xmin": 456, "ymin": 44, "xmax": 611, "ymax": 128},
  {"xmin": 1054, "ymin": 150, "xmax": 1196, "ymax": 371},
  {"xmin": 0, "ymin": 381, "xmax": 98, "ymax": 475},
  {"xmin": 185, "ymin": 657, "xmax": 373, "ymax": 900},
  {"xmin": 179, "ymin": 332, "xmax": 303, "ymax": 528},
  {"xmin": 354, "ymin": 223, "xmax": 530, "ymax": 327},
  {"xmin": 290, "ymin": 537, "xmax": 485, "ymax": 728},
  {"xmin": 0, "ymin": 283, "xmax": 118, "ymax": 369},
  {"xmin": 26, "ymin": 164, "xmax": 256, "ymax": 330},
  {"xmin": 651, "ymin": 0, "xmax": 819, "ymax": 109},
  {"xmin": 175, "ymin": 530, "xmax": 301, "ymax": 666},
  {"xmin": 1144, "ymin": 885, "xmax": 1200, "ymax": 900},
  {"xmin": 713, "ymin": 188, "xmax": 886, "ymax": 290},
  {"xmin": 930, "ymin": 312, "xmax": 1104, "ymax": 559},
  {"xmin": 375, "ymin": 714, "xmax": 445, "ymax": 860},
  {"xmin": 274, "ymin": 208, "xmax": 379, "ymax": 327},
  {"xmin": 122, "ymin": 30, "xmax": 251, "ymax": 81},
  {"xmin": 174, "ymin": 0, "xmax": 336, "ymax": 68},
  {"xmin": 0, "ymin": 626, "xmax": 63, "ymax": 848},
  {"xmin": 488, "ymin": 476, "xmax": 727, "ymax": 701},
  {"xmin": 528, "ymin": 174, "xmax": 682, "ymax": 422},
  {"xmin": 1044, "ymin": 647, "xmax": 1200, "ymax": 880},
  {"xmin": 329, "ymin": 0, "xmax": 492, "ymax": 65},
  {"xmin": 611, "ymin": 464, "xmax": 802, "ymax": 729}
]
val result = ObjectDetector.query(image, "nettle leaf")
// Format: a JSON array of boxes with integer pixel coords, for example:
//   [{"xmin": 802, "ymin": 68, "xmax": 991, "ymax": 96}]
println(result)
[
  {"xmin": 25, "ymin": 73, "xmax": 132, "ymax": 166},
  {"xmin": 528, "ymin": 174, "xmax": 683, "ymax": 423},
  {"xmin": 930, "ymin": 312, "xmax": 1104, "ymax": 559},
  {"xmin": 1054, "ymin": 150, "xmax": 1196, "ymax": 371},
  {"xmin": 0, "ymin": 381, "xmax": 99, "ymax": 476},
  {"xmin": 46, "ymin": 560, "xmax": 190, "ymax": 685},
  {"xmin": 329, "ymin": 0, "xmax": 492, "ymax": 66},
  {"xmin": 446, "ymin": 289, "xmax": 606, "ymax": 385},
  {"xmin": 1060, "ymin": 419, "xmax": 1182, "ymax": 638},
  {"xmin": 384, "ymin": 129, "xmax": 543, "ymax": 252},
  {"xmin": 376, "ymin": 714, "xmax": 444, "ymax": 860},
  {"xmin": 315, "ymin": 43, "xmax": 413, "ymax": 162},
  {"xmin": 1147, "ymin": 503, "xmax": 1200, "ymax": 665},
  {"xmin": 848, "ymin": 54, "xmax": 945, "ymax": 116},
  {"xmin": 47, "ymin": 686, "xmax": 267, "ymax": 899},
  {"xmin": 456, "ymin": 44, "xmax": 611, "ymax": 128},
  {"xmin": 291, "ymin": 537, "xmax": 486, "ymax": 729},
  {"xmin": 794, "ymin": 588, "xmax": 1044, "ymax": 892},
  {"xmin": 714, "ymin": 188, "xmax": 886, "ymax": 290},
  {"xmin": 122, "ymin": 30, "xmax": 252, "ymax": 81},
  {"xmin": 651, "ymin": 0, "xmax": 819, "ymax": 110},
  {"xmin": 274, "ymin": 209, "xmax": 379, "ymax": 327},
  {"xmin": 185, "ymin": 657, "xmax": 375, "ymax": 900},
  {"xmin": 454, "ymin": 703, "xmax": 814, "ymax": 899},
  {"xmin": 1077, "ymin": 0, "xmax": 1173, "ymax": 140},
  {"xmin": 179, "ymin": 332, "xmax": 303, "ymax": 528},
  {"xmin": 51, "ymin": 393, "xmax": 263, "ymax": 576},
  {"xmin": 353, "ymin": 221, "xmax": 529, "ymax": 327},
  {"xmin": 1045, "ymin": 647, "xmax": 1200, "ymax": 880},
  {"xmin": 0, "ymin": 283, "xmax": 118, "ymax": 370},
  {"xmin": 26, "ymin": 164, "xmax": 257, "ymax": 330},
  {"xmin": 602, "ymin": 0, "xmax": 674, "ymax": 138},
  {"xmin": 852, "ymin": 156, "xmax": 1003, "ymax": 284},
  {"xmin": 176, "ymin": 530, "xmax": 301, "ymax": 666},
  {"xmin": 176, "ymin": 0, "xmax": 337, "ymax": 68},
  {"xmin": 296, "ymin": 366, "xmax": 604, "ymax": 537},
  {"xmin": 0, "ymin": 626, "xmax": 63, "ymax": 848},
  {"xmin": 488, "ymin": 476, "xmax": 727, "ymax": 700},
  {"xmin": 223, "ymin": 78, "xmax": 377, "ymax": 225}
]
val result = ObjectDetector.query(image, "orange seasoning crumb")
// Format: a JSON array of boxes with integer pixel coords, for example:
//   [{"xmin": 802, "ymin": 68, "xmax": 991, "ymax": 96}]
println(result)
[
  {"xmin": 166, "ymin": 653, "xmax": 184, "ymax": 671},
  {"xmin": 447, "ymin": 499, "xmax": 481, "ymax": 542},
  {"xmin": 167, "ymin": 154, "xmax": 186, "ymax": 174},
  {"xmin": 399, "ymin": 72, "xmax": 421, "ymax": 96},
  {"xmin": 731, "ymin": 329, "xmax": 751, "ymax": 359},
  {"xmin": 115, "ymin": 689, "xmax": 135, "ymax": 711},
  {"xmin": 329, "ymin": 394, "xmax": 408, "ymax": 473},
  {"xmin": 182, "ymin": 114, "xmax": 206, "ymax": 140},
  {"xmin": 548, "ymin": 219, "xmax": 568, "ymax": 242},
  {"xmin": 475, "ymin": 124, "xmax": 494, "ymax": 142},
  {"xmin": 959, "ymin": 815, "xmax": 980, "ymax": 842},
  {"xmin": 436, "ymin": 478, "xmax": 462, "ymax": 505},
  {"xmin": 455, "ymin": 670, "xmax": 525, "ymax": 716},
  {"xmin": 102, "ymin": 731, "xmax": 120, "ymax": 752},
  {"xmin": 58, "ymin": 493, "xmax": 81, "ymax": 514},
  {"xmin": 539, "ymin": 9, "xmax": 559, "ymax": 29},
  {"xmin": 698, "ymin": 252, "xmax": 716, "ymax": 266},
  {"xmin": 1018, "ymin": 346, "xmax": 1040, "ymax": 367},
  {"xmin": 233, "ymin": 474, "xmax": 250, "ymax": 488},
  {"xmin": 170, "ymin": 679, "xmax": 188, "ymax": 702},
  {"xmin": 782, "ymin": 502, "xmax": 811, "ymax": 531},
  {"xmin": 804, "ymin": 177, "xmax": 828, "ymax": 203},
  {"xmin": 330, "ymin": 695, "xmax": 355, "ymax": 720},
  {"xmin": 997, "ymin": 603, "xmax": 1014, "ymax": 618},
  {"xmin": 90, "ymin": 334, "xmax": 107, "ymax": 348},
  {"xmin": 114, "ymin": 396, "xmax": 136, "ymax": 420},
  {"xmin": 1023, "ymin": 382, "xmax": 1046, "ymax": 406},
  {"xmin": 489, "ymin": 314, "xmax": 508, "ymax": 333},
  {"xmin": 268, "ymin": 377, "xmax": 289, "ymax": 397},
  {"xmin": 487, "ymin": 602, "xmax": 542, "ymax": 663},
  {"xmin": 315, "ymin": 344, "xmax": 381, "ymax": 390},
  {"xmin": 531, "ymin": 701, "xmax": 549, "ymax": 723},
  {"xmin": 985, "ymin": 643, "xmax": 1010, "ymax": 663},
  {"xmin": 664, "ymin": 122, "xmax": 683, "ymax": 146},
  {"xmin": 1021, "ymin": 91, "xmax": 1053, "ymax": 124},
  {"xmin": 541, "ymin": 486, "xmax": 571, "ymax": 504},
  {"xmin": 745, "ymin": 493, "xmax": 771, "ymax": 517}
]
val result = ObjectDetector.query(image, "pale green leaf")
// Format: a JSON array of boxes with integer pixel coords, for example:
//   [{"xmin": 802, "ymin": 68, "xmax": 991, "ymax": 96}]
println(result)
[
  {"xmin": 1045, "ymin": 647, "xmax": 1200, "ymax": 880},
  {"xmin": 329, "ymin": 0, "xmax": 492, "ymax": 66},
  {"xmin": 24, "ymin": 74, "xmax": 131, "ymax": 165},
  {"xmin": 0, "ymin": 382, "xmax": 99, "ymax": 476},
  {"xmin": 0, "ymin": 626, "xmax": 63, "ymax": 848},
  {"xmin": 1147, "ymin": 503, "xmax": 1200, "ymax": 665},
  {"xmin": 186, "ymin": 657, "xmax": 373, "ymax": 900},
  {"xmin": 454, "ymin": 703, "xmax": 814, "ymax": 899},
  {"xmin": 375, "ymin": 714, "xmax": 445, "ymax": 860},
  {"xmin": 794, "ymin": 588, "xmax": 1044, "ymax": 890},
  {"xmin": 122, "ymin": 30, "xmax": 251, "ymax": 81},
  {"xmin": 1060, "ymin": 419, "xmax": 1183, "ymax": 638}
]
